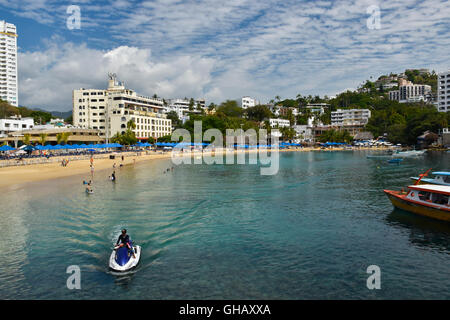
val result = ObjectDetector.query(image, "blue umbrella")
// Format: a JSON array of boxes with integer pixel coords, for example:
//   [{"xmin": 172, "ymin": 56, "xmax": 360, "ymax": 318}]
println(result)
[{"xmin": 0, "ymin": 145, "xmax": 15, "ymax": 151}]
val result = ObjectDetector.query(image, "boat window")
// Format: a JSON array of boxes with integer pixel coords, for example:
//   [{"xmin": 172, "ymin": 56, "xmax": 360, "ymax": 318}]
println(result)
[
  {"xmin": 418, "ymin": 191, "xmax": 431, "ymax": 201},
  {"xmin": 432, "ymin": 194, "xmax": 449, "ymax": 205},
  {"xmin": 443, "ymin": 176, "xmax": 450, "ymax": 183}
]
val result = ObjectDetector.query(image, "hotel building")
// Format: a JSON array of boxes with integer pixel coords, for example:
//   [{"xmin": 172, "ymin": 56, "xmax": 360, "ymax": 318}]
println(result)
[
  {"xmin": 269, "ymin": 118, "xmax": 290, "ymax": 128},
  {"xmin": 437, "ymin": 70, "xmax": 450, "ymax": 112},
  {"xmin": 0, "ymin": 20, "xmax": 18, "ymax": 106},
  {"xmin": 388, "ymin": 79, "xmax": 432, "ymax": 103},
  {"xmin": 0, "ymin": 115, "xmax": 33, "ymax": 137},
  {"xmin": 331, "ymin": 109, "xmax": 371, "ymax": 126},
  {"xmin": 164, "ymin": 98, "xmax": 205, "ymax": 120},
  {"xmin": 73, "ymin": 75, "xmax": 172, "ymax": 141}
]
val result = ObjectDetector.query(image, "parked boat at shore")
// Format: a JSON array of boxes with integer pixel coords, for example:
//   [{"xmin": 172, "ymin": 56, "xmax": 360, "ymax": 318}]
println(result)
[
  {"xmin": 410, "ymin": 172, "xmax": 450, "ymax": 186},
  {"xmin": 394, "ymin": 150, "xmax": 427, "ymax": 157},
  {"xmin": 384, "ymin": 184, "xmax": 450, "ymax": 222}
]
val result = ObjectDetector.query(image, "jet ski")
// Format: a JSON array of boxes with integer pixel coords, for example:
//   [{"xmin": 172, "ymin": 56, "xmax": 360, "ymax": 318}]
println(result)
[{"xmin": 109, "ymin": 241, "xmax": 141, "ymax": 272}]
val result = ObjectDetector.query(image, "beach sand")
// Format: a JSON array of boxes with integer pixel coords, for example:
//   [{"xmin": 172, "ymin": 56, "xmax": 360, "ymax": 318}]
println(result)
[
  {"xmin": 0, "ymin": 146, "xmax": 390, "ymax": 189},
  {"xmin": 0, "ymin": 152, "xmax": 173, "ymax": 190}
]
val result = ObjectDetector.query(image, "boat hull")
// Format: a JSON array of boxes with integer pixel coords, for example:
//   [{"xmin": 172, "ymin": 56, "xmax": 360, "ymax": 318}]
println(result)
[{"xmin": 384, "ymin": 190, "xmax": 450, "ymax": 222}]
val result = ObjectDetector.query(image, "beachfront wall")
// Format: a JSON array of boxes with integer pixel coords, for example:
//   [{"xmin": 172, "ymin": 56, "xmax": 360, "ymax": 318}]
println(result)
[{"xmin": 0, "ymin": 128, "xmax": 102, "ymax": 145}]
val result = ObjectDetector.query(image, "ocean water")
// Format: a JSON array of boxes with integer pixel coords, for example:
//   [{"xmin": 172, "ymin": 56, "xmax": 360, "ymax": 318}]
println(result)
[{"xmin": 0, "ymin": 150, "xmax": 449, "ymax": 299}]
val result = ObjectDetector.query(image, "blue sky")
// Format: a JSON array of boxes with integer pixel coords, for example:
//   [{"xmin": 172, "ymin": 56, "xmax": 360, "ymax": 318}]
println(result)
[{"xmin": 0, "ymin": 0, "xmax": 449, "ymax": 111}]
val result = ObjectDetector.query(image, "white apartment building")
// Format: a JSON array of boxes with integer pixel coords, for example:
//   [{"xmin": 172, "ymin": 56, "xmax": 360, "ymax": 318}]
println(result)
[
  {"xmin": 0, "ymin": 115, "xmax": 33, "ymax": 137},
  {"xmin": 0, "ymin": 21, "xmax": 18, "ymax": 106},
  {"xmin": 269, "ymin": 118, "xmax": 290, "ymax": 128},
  {"xmin": 164, "ymin": 98, "xmax": 205, "ymax": 119},
  {"xmin": 331, "ymin": 109, "xmax": 371, "ymax": 126},
  {"xmin": 389, "ymin": 82, "xmax": 432, "ymax": 103},
  {"xmin": 73, "ymin": 75, "xmax": 172, "ymax": 141},
  {"xmin": 293, "ymin": 125, "xmax": 313, "ymax": 142},
  {"xmin": 242, "ymin": 96, "xmax": 260, "ymax": 109},
  {"xmin": 437, "ymin": 70, "xmax": 450, "ymax": 112},
  {"xmin": 305, "ymin": 103, "xmax": 329, "ymax": 115}
]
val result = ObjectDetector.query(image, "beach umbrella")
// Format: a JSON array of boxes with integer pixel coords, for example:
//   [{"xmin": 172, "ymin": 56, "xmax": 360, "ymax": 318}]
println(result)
[
  {"xmin": 0, "ymin": 145, "xmax": 15, "ymax": 151},
  {"xmin": 23, "ymin": 145, "xmax": 35, "ymax": 151}
]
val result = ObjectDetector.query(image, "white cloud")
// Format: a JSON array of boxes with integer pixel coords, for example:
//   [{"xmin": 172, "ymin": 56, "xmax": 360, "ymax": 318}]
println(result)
[
  {"xmin": 5, "ymin": 0, "xmax": 450, "ymax": 109},
  {"xmin": 18, "ymin": 42, "xmax": 216, "ymax": 110}
]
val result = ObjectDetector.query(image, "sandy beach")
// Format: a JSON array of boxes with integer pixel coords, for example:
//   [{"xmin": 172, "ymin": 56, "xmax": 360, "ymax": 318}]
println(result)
[{"xmin": 0, "ymin": 146, "xmax": 391, "ymax": 189}]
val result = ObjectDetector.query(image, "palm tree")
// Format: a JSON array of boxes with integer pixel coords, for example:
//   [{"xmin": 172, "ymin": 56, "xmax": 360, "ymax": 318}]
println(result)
[
  {"xmin": 39, "ymin": 133, "xmax": 47, "ymax": 146},
  {"xmin": 23, "ymin": 133, "xmax": 31, "ymax": 145},
  {"xmin": 127, "ymin": 120, "xmax": 136, "ymax": 130},
  {"xmin": 62, "ymin": 132, "xmax": 71, "ymax": 144},
  {"xmin": 56, "ymin": 133, "xmax": 63, "ymax": 144}
]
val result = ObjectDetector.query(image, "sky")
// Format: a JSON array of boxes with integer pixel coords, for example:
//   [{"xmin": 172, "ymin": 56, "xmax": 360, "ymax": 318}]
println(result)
[{"xmin": 0, "ymin": 0, "xmax": 449, "ymax": 111}]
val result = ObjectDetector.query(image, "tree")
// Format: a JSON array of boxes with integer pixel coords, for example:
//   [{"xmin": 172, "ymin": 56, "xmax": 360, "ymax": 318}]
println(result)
[
  {"xmin": 245, "ymin": 105, "xmax": 272, "ymax": 122},
  {"xmin": 216, "ymin": 100, "xmax": 243, "ymax": 118},
  {"xmin": 56, "ymin": 133, "xmax": 63, "ymax": 144},
  {"xmin": 111, "ymin": 120, "xmax": 137, "ymax": 145},
  {"xmin": 286, "ymin": 109, "xmax": 295, "ymax": 126},
  {"xmin": 127, "ymin": 119, "xmax": 136, "ymax": 130},
  {"xmin": 23, "ymin": 133, "xmax": 31, "ymax": 145},
  {"xmin": 189, "ymin": 98, "xmax": 195, "ymax": 111},
  {"xmin": 39, "ymin": 133, "xmax": 48, "ymax": 145},
  {"xmin": 166, "ymin": 111, "xmax": 181, "ymax": 128},
  {"xmin": 62, "ymin": 132, "xmax": 71, "ymax": 144},
  {"xmin": 280, "ymin": 126, "xmax": 296, "ymax": 141}
]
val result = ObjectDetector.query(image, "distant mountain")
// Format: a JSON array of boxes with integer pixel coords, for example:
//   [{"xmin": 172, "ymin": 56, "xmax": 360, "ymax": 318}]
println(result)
[{"xmin": 32, "ymin": 108, "xmax": 72, "ymax": 119}]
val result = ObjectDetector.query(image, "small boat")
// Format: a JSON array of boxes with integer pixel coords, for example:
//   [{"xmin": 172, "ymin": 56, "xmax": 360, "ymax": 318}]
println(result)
[
  {"xmin": 384, "ymin": 184, "xmax": 450, "ymax": 221},
  {"xmin": 109, "ymin": 241, "xmax": 141, "ymax": 272},
  {"xmin": 86, "ymin": 188, "xmax": 93, "ymax": 194},
  {"xmin": 388, "ymin": 158, "xmax": 403, "ymax": 164},
  {"xmin": 410, "ymin": 171, "xmax": 450, "ymax": 186},
  {"xmin": 394, "ymin": 150, "xmax": 426, "ymax": 157}
]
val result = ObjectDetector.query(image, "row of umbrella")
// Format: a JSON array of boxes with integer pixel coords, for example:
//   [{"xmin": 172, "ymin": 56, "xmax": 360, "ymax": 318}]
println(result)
[
  {"xmin": 33, "ymin": 143, "xmax": 123, "ymax": 151},
  {"xmin": 0, "ymin": 143, "xmax": 123, "ymax": 152},
  {"xmin": 154, "ymin": 142, "xmax": 287, "ymax": 148},
  {"xmin": 1, "ymin": 141, "xmax": 300, "ymax": 152},
  {"xmin": 320, "ymin": 142, "xmax": 349, "ymax": 147}
]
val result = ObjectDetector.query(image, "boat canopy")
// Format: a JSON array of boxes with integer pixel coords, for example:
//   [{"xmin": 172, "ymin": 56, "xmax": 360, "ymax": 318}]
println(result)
[
  {"xmin": 408, "ymin": 184, "xmax": 450, "ymax": 196},
  {"xmin": 432, "ymin": 172, "xmax": 450, "ymax": 176}
]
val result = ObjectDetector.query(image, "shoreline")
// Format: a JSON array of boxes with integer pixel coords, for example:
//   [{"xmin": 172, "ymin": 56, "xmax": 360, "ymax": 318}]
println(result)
[{"xmin": 0, "ymin": 146, "xmax": 393, "ymax": 189}]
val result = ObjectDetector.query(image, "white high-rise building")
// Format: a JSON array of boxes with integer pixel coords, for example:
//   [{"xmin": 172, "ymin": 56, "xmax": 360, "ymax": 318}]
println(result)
[
  {"xmin": 437, "ymin": 70, "xmax": 450, "ymax": 112},
  {"xmin": 73, "ymin": 74, "xmax": 172, "ymax": 141},
  {"xmin": 331, "ymin": 109, "xmax": 371, "ymax": 126},
  {"xmin": 0, "ymin": 21, "xmax": 18, "ymax": 106},
  {"xmin": 388, "ymin": 79, "xmax": 432, "ymax": 103}
]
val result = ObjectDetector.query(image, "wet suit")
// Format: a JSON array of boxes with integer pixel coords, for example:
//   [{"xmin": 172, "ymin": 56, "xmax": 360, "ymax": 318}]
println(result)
[
  {"xmin": 116, "ymin": 234, "xmax": 130, "ymax": 247},
  {"xmin": 116, "ymin": 233, "xmax": 135, "ymax": 258}
]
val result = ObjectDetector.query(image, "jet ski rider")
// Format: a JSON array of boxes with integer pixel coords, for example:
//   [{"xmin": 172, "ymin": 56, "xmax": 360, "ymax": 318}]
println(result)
[{"xmin": 116, "ymin": 229, "xmax": 136, "ymax": 259}]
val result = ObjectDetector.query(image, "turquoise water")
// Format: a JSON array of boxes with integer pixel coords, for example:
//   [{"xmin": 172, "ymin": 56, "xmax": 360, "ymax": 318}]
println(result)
[{"xmin": 0, "ymin": 151, "xmax": 449, "ymax": 299}]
